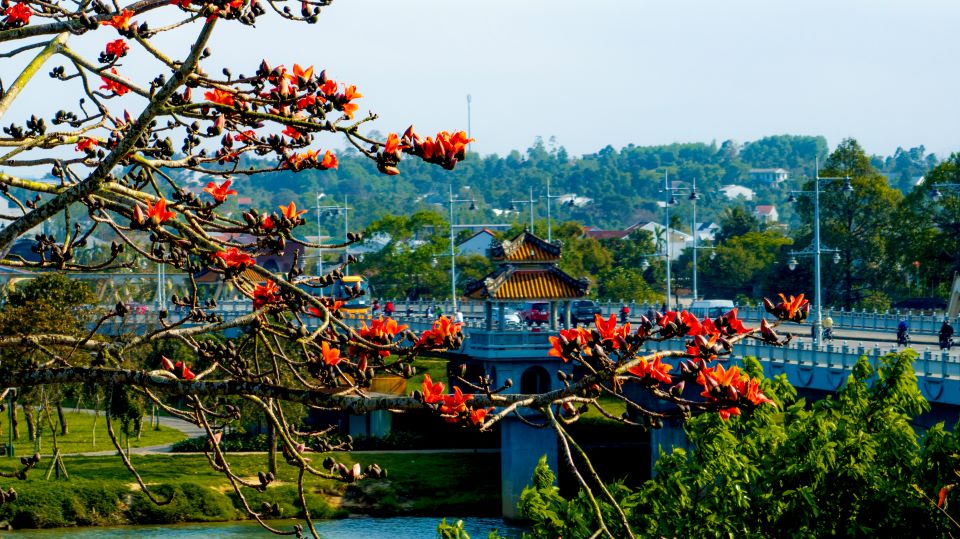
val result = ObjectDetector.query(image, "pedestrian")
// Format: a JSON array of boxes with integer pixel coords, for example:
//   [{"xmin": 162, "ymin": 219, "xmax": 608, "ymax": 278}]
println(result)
[
  {"xmin": 384, "ymin": 300, "xmax": 395, "ymax": 317},
  {"xmin": 434, "ymin": 304, "xmax": 443, "ymax": 319},
  {"xmin": 619, "ymin": 304, "xmax": 630, "ymax": 324},
  {"xmin": 372, "ymin": 299, "xmax": 380, "ymax": 313},
  {"xmin": 455, "ymin": 310, "xmax": 464, "ymax": 324}
]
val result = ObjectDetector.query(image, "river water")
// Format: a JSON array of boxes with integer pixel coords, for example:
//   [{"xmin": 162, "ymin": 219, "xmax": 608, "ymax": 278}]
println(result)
[{"xmin": 5, "ymin": 517, "xmax": 522, "ymax": 538}]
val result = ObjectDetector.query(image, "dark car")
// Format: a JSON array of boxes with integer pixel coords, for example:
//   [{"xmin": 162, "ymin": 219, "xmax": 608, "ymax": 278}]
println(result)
[
  {"xmin": 571, "ymin": 300, "xmax": 602, "ymax": 325},
  {"xmin": 518, "ymin": 302, "xmax": 550, "ymax": 325}
]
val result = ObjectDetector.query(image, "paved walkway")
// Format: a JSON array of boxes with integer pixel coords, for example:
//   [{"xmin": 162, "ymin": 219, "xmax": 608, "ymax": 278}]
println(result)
[{"xmin": 67, "ymin": 409, "xmax": 204, "ymax": 456}]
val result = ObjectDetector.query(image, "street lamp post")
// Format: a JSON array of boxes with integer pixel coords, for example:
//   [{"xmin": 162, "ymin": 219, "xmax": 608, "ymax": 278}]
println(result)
[
  {"xmin": 449, "ymin": 185, "xmax": 477, "ymax": 313},
  {"xmin": 510, "ymin": 187, "xmax": 535, "ymax": 231},
  {"xmin": 787, "ymin": 171, "xmax": 854, "ymax": 345},
  {"xmin": 659, "ymin": 172, "xmax": 698, "ymax": 310},
  {"xmin": 542, "ymin": 177, "xmax": 575, "ymax": 243},
  {"xmin": 315, "ymin": 193, "xmax": 351, "ymax": 277}
]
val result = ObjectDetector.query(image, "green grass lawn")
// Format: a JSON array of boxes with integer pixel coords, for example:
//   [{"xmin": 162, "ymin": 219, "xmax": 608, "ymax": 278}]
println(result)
[
  {"xmin": 408, "ymin": 357, "xmax": 449, "ymax": 394},
  {"xmin": 1, "ymin": 410, "xmax": 185, "ymax": 456},
  {"xmin": 0, "ymin": 451, "xmax": 501, "ymax": 528}
]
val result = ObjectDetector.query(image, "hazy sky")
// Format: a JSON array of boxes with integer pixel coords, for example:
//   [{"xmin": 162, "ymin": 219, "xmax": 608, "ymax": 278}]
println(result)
[{"xmin": 8, "ymin": 0, "xmax": 960, "ymax": 159}]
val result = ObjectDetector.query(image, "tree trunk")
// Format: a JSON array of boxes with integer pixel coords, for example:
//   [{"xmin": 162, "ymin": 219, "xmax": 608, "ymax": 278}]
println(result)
[
  {"xmin": 56, "ymin": 400, "xmax": 68, "ymax": 436},
  {"xmin": 266, "ymin": 419, "xmax": 278, "ymax": 475},
  {"xmin": 10, "ymin": 399, "xmax": 19, "ymax": 441},
  {"xmin": 22, "ymin": 404, "xmax": 36, "ymax": 441}
]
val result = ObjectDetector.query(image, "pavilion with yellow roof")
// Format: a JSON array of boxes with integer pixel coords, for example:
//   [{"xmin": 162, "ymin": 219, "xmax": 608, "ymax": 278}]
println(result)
[{"xmin": 464, "ymin": 229, "xmax": 589, "ymax": 330}]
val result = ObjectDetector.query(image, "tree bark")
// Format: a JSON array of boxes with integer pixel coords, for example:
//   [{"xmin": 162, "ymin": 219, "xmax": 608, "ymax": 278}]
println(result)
[
  {"xmin": 266, "ymin": 418, "xmax": 277, "ymax": 475},
  {"xmin": 22, "ymin": 404, "xmax": 35, "ymax": 441},
  {"xmin": 56, "ymin": 400, "xmax": 67, "ymax": 436},
  {"xmin": 10, "ymin": 398, "xmax": 18, "ymax": 441}
]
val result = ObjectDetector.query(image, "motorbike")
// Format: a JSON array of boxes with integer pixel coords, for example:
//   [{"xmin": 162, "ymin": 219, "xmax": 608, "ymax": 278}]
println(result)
[
  {"xmin": 941, "ymin": 336, "xmax": 954, "ymax": 351},
  {"xmin": 897, "ymin": 329, "xmax": 911, "ymax": 347},
  {"xmin": 822, "ymin": 327, "xmax": 834, "ymax": 342}
]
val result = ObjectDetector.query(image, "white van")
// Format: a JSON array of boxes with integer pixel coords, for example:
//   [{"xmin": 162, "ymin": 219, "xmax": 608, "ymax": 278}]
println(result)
[{"xmin": 688, "ymin": 299, "xmax": 735, "ymax": 320}]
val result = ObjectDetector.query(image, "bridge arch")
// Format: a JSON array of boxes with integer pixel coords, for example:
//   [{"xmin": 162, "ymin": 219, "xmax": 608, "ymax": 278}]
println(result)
[{"xmin": 520, "ymin": 365, "xmax": 550, "ymax": 394}]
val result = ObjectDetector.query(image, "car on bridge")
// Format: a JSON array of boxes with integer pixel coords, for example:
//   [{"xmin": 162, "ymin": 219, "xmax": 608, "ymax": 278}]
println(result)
[
  {"xmin": 518, "ymin": 302, "xmax": 550, "ymax": 326},
  {"xmin": 571, "ymin": 300, "xmax": 602, "ymax": 325}
]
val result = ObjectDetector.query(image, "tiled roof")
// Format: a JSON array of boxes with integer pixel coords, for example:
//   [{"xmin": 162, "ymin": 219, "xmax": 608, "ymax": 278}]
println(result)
[
  {"xmin": 464, "ymin": 266, "xmax": 588, "ymax": 300},
  {"xmin": 490, "ymin": 230, "xmax": 561, "ymax": 263}
]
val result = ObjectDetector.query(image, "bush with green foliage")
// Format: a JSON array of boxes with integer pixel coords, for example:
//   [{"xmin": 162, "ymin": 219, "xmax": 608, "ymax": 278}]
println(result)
[{"xmin": 498, "ymin": 351, "xmax": 958, "ymax": 538}]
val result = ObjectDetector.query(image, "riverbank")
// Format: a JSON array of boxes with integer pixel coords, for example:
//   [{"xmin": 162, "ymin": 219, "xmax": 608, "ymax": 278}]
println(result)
[{"xmin": 0, "ymin": 452, "xmax": 500, "ymax": 530}]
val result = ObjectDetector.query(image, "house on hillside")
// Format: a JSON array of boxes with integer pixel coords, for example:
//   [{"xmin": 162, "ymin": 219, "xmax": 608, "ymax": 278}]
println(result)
[
  {"xmin": 582, "ymin": 226, "xmax": 632, "ymax": 241},
  {"xmin": 625, "ymin": 222, "xmax": 692, "ymax": 261},
  {"xmin": 458, "ymin": 228, "xmax": 497, "ymax": 257},
  {"xmin": 719, "ymin": 184, "xmax": 755, "ymax": 201},
  {"xmin": 754, "ymin": 205, "xmax": 779, "ymax": 224},
  {"xmin": 694, "ymin": 222, "xmax": 721, "ymax": 242},
  {"xmin": 749, "ymin": 168, "xmax": 789, "ymax": 184}
]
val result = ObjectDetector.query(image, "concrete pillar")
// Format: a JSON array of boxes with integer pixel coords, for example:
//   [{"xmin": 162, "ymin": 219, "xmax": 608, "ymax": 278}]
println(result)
[
  {"xmin": 549, "ymin": 301, "xmax": 558, "ymax": 330},
  {"xmin": 649, "ymin": 417, "xmax": 689, "ymax": 475},
  {"xmin": 564, "ymin": 300, "xmax": 572, "ymax": 329},
  {"xmin": 498, "ymin": 303, "xmax": 505, "ymax": 330},
  {"xmin": 485, "ymin": 301, "xmax": 493, "ymax": 330},
  {"xmin": 501, "ymin": 415, "xmax": 558, "ymax": 518}
]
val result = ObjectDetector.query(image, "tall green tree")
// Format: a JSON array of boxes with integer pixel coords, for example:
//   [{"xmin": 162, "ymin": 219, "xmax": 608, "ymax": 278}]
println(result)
[{"xmin": 795, "ymin": 138, "xmax": 903, "ymax": 308}]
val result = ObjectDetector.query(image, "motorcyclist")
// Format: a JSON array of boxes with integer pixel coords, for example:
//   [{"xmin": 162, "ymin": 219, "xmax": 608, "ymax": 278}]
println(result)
[
  {"xmin": 822, "ymin": 316, "xmax": 834, "ymax": 341},
  {"xmin": 940, "ymin": 321, "xmax": 955, "ymax": 351},
  {"xmin": 619, "ymin": 304, "xmax": 630, "ymax": 323},
  {"xmin": 897, "ymin": 319, "xmax": 910, "ymax": 347}
]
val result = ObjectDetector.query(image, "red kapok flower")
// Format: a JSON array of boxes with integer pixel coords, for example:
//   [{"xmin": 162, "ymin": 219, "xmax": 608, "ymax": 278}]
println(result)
[
  {"xmin": 215, "ymin": 247, "xmax": 255, "ymax": 268},
  {"xmin": 939, "ymin": 485, "xmax": 955, "ymax": 508},
  {"xmin": 291, "ymin": 63, "xmax": 314, "ymax": 81},
  {"xmin": 280, "ymin": 201, "xmax": 307, "ymax": 220},
  {"xmin": 343, "ymin": 85, "xmax": 362, "ymax": 100},
  {"xmin": 440, "ymin": 386, "xmax": 472, "ymax": 416},
  {"xmin": 340, "ymin": 102, "xmax": 359, "ymax": 119},
  {"xmin": 594, "ymin": 313, "xmax": 629, "ymax": 348},
  {"xmin": 203, "ymin": 179, "xmax": 237, "ymax": 203},
  {"xmin": 627, "ymin": 355, "xmax": 673, "ymax": 384},
  {"xmin": 252, "ymin": 281, "xmax": 281, "ymax": 309},
  {"xmin": 422, "ymin": 374, "xmax": 445, "ymax": 404},
  {"xmin": 105, "ymin": 39, "xmax": 129, "ymax": 58},
  {"xmin": 548, "ymin": 328, "xmax": 584, "ymax": 362},
  {"xmin": 319, "ymin": 79, "xmax": 338, "ymax": 96},
  {"xmin": 417, "ymin": 316, "xmax": 463, "ymax": 347},
  {"xmin": 100, "ymin": 68, "xmax": 130, "ymax": 96},
  {"xmin": 174, "ymin": 361, "xmax": 197, "ymax": 381},
  {"xmin": 743, "ymin": 378, "xmax": 775, "ymax": 407},
  {"xmin": 144, "ymin": 198, "xmax": 176, "ymax": 224},
  {"xmin": 469, "ymin": 407, "xmax": 493, "ymax": 426},
  {"xmin": 4, "ymin": 2, "xmax": 32, "ymax": 25},
  {"xmin": 101, "ymin": 9, "xmax": 134, "ymax": 31},
  {"xmin": 319, "ymin": 150, "xmax": 338, "ymax": 170},
  {"xmin": 204, "ymin": 88, "xmax": 237, "ymax": 107},
  {"xmin": 282, "ymin": 125, "xmax": 303, "ymax": 140},
  {"xmin": 321, "ymin": 341, "xmax": 341, "ymax": 366},
  {"xmin": 75, "ymin": 138, "xmax": 98, "ymax": 152}
]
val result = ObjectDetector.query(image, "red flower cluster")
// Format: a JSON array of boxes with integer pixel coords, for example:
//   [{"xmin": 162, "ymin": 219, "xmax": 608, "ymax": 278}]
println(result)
[
  {"xmin": 284, "ymin": 149, "xmax": 338, "ymax": 172},
  {"xmin": 101, "ymin": 9, "xmax": 134, "ymax": 31},
  {"xmin": 626, "ymin": 354, "xmax": 673, "ymax": 385},
  {"xmin": 4, "ymin": 3, "xmax": 32, "ymax": 27},
  {"xmin": 417, "ymin": 316, "xmax": 463, "ymax": 348},
  {"xmin": 105, "ymin": 39, "xmax": 129, "ymax": 58},
  {"xmin": 203, "ymin": 179, "xmax": 237, "ymax": 203},
  {"xmin": 321, "ymin": 341, "xmax": 341, "ymax": 366},
  {"xmin": 132, "ymin": 198, "xmax": 175, "ymax": 226},
  {"xmin": 421, "ymin": 374, "xmax": 445, "ymax": 404},
  {"xmin": 75, "ymin": 138, "xmax": 98, "ymax": 153},
  {"xmin": 317, "ymin": 78, "xmax": 363, "ymax": 119},
  {"xmin": 696, "ymin": 363, "xmax": 775, "ymax": 420},
  {"xmin": 160, "ymin": 356, "xmax": 196, "ymax": 381},
  {"xmin": 763, "ymin": 293, "xmax": 809, "ymax": 323},
  {"xmin": 548, "ymin": 328, "xmax": 588, "ymax": 362},
  {"xmin": 100, "ymin": 68, "xmax": 130, "ymax": 96},
  {"xmin": 214, "ymin": 247, "xmax": 255, "ymax": 269},
  {"xmin": 397, "ymin": 126, "xmax": 473, "ymax": 171},
  {"xmin": 204, "ymin": 88, "xmax": 239, "ymax": 107},
  {"xmin": 420, "ymin": 378, "xmax": 487, "ymax": 426},
  {"xmin": 252, "ymin": 281, "xmax": 281, "ymax": 309},
  {"xmin": 358, "ymin": 317, "xmax": 408, "ymax": 354}
]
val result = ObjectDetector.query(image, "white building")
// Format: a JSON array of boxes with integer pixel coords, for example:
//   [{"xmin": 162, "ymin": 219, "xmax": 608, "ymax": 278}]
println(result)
[
  {"xmin": 749, "ymin": 168, "xmax": 789, "ymax": 184},
  {"xmin": 754, "ymin": 205, "xmax": 779, "ymax": 223},
  {"xmin": 719, "ymin": 184, "xmax": 756, "ymax": 201}
]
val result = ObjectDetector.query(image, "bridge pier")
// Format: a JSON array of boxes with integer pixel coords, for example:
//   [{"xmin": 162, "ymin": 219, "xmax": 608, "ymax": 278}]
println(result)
[{"xmin": 500, "ymin": 415, "xmax": 558, "ymax": 518}]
